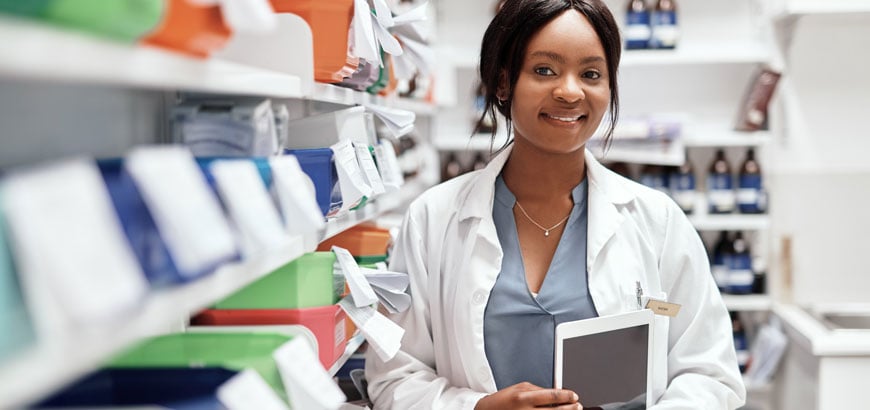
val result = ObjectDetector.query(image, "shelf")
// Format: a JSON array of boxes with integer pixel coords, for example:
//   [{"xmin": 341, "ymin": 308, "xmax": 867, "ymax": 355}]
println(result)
[
  {"xmin": 0, "ymin": 16, "xmax": 305, "ymax": 98},
  {"xmin": 310, "ymin": 83, "xmax": 437, "ymax": 115},
  {"xmin": 320, "ymin": 177, "xmax": 431, "ymax": 242},
  {"xmin": 0, "ymin": 240, "xmax": 307, "ymax": 409},
  {"xmin": 683, "ymin": 130, "xmax": 772, "ymax": 147},
  {"xmin": 724, "ymin": 294, "xmax": 774, "ymax": 311},
  {"xmin": 781, "ymin": 0, "xmax": 870, "ymax": 16},
  {"xmin": 688, "ymin": 213, "xmax": 770, "ymax": 231},
  {"xmin": 329, "ymin": 332, "xmax": 366, "ymax": 376}
]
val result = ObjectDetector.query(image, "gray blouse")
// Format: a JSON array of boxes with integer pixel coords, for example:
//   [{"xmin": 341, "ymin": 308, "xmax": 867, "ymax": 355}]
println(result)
[{"xmin": 483, "ymin": 175, "xmax": 598, "ymax": 389}]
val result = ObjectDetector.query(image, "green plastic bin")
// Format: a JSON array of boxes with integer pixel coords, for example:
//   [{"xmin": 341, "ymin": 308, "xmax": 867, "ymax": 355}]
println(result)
[
  {"xmin": 0, "ymin": 0, "xmax": 55, "ymax": 18},
  {"xmin": 215, "ymin": 252, "xmax": 336, "ymax": 309},
  {"xmin": 43, "ymin": 0, "xmax": 164, "ymax": 43},
  {"xmin": 110, "ymin": 332, "xmax": 292, "ymax": 400}
]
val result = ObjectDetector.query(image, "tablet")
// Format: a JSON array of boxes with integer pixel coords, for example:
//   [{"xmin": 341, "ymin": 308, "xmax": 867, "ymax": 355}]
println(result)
[{"xmin": 554, "ymin": 309, "xmax": 654, "ymax": 409}]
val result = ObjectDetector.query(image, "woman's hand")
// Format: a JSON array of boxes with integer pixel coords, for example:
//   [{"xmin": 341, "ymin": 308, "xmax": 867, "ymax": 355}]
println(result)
[{"xmin": 474, "ymin": 382, "xmax": 582, "ymax": 409}]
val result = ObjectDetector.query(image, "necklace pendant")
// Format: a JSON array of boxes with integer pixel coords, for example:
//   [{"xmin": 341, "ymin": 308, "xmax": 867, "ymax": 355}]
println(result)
[{"xmin": 545, "ymin": 230, "xmax": 549, "ymax": 237}]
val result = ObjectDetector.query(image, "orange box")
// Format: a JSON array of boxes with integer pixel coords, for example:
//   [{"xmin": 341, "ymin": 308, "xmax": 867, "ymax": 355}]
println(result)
[
  {"xmin": 190, "ymin": 305, "xmax": 348, "ymax": 370},
  {"xmin": 317, "ymin": 224, "xmax": 391, "ymax": 256},
  {"xmin": 142, "ymin": 0, "xmax": 231, "ymax": 59},
  {"xmin": 270, "ymin": 0, "xmax": 358, "ymax": 83}
]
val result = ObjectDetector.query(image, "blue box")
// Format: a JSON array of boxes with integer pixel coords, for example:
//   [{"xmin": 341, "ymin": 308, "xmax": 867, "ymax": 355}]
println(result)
[
  {"xmin": 98, "ymin": 159, "xmax": 232, "ymax": 287},
  {"xmin": 195, "ymin": 157, "xmax": 273, "ymax": 189},
  {"xmin": 284, "ymin": 148, "xmax": 342, "ymax": 217},
  {"xmin": 36, "ymin": 367, "xmax": 237, "ymax": 409}
]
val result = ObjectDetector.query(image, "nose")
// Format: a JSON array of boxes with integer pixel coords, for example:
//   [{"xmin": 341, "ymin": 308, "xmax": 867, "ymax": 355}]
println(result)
[{"xmin": 553, "ymin": 75, "xmax": 585, "ymax": 103}]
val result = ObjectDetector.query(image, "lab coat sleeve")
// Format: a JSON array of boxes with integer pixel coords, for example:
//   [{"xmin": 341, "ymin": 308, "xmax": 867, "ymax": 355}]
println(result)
[
  {"xmin": 652, "ymin": 203, "xmax": 747, "ymax": 409},
  {"xmin": 365, "ymin": 208, "xmax": 487, "ymax": 410}
]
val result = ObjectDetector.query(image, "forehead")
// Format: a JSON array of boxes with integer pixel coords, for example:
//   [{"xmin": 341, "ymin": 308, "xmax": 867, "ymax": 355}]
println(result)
[{"xmin": 525, "ymin": 9, "xmax": 605, "ymax": 63}]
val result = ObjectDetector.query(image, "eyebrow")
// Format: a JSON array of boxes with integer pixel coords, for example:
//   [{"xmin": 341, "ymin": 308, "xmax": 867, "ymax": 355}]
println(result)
[{"xmin": 529, "ymin": 51, "xmax": 605, "ymax": 65}]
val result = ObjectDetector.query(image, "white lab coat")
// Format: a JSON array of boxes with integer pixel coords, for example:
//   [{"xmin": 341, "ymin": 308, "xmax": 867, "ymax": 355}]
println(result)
[{"xmin": 366, "ymin": 146, "xmax": 746, "ymax": 409}]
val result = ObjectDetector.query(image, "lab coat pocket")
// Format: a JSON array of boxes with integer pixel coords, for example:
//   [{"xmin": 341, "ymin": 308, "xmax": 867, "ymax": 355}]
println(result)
[{"xmin": 650, "ymin": 291, "xmax": 669, "ymax": 404}]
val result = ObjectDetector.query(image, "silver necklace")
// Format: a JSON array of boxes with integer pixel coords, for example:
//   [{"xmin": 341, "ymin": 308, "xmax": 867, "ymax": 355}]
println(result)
[{"xmin": 514, "ymin": 201, "xmax": 570, "ymax": 237}]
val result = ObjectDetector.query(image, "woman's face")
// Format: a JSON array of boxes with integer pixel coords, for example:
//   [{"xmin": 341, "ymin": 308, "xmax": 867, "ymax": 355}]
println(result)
[{"xmin": 504, "ymin": 9, "xmax": 610, "ymax": 155}]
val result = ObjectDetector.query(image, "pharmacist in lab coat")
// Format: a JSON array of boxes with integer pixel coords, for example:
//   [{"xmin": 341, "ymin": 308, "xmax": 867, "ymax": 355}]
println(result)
[{"xmin": 365, "ymin": 0, "xmax": 745, "ymax": 409}]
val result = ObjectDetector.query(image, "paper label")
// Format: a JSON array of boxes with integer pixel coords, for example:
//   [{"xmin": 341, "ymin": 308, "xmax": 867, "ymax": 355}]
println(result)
[
  {"xmin": 373, "ymin": 140, "xmax": 404, "ymax": 191},
  {"xmin": 217, "ymin": 369, "xmax": 289, "ymax": 410},
  {"xmin": 339, "ymin": 296, "xmax": 405, "ymax": 362},
  {"xmin": 274, "ymin": 337, "xmax": 346, "ymax": 410},
  {"xmin": 0, "ymin": 160, "xmax": 147, "ymax": 331},
  {"xmin": 269, "ymin": 156, "xmax": 325, "ymax": 236},
  {"xmin": 353, "ymin": 0, "xmax": 381, "ymax": 65},
  {"xmin": 126, "ymin": 146, "xmax": 237, "ymax": 275},
  {"xmin": 210, "ymin": 160, "xmax": 291, "ymax": 258},
  {"xmin": 645, "ymin": 299, "xmax": 681, "ymax": 318},
  {"xmin": 331, "ymin": 140, "xmax": 372, "ymax": 212},
  {"xmin": 333, "ymin": 246, "xmax": 378, "ymax": 307},
  {"xmin": 354, "ymin": 143, "xmax": 386, "ymax": 196}
]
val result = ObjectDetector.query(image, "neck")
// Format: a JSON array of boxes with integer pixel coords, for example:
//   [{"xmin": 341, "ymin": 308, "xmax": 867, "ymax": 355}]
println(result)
[{"xmin": 502, "ymin": 138, "xmax": 587, "ymax": 203}]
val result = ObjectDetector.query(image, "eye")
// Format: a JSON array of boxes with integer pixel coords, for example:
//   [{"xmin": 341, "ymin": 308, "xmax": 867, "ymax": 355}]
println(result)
[
  {"xmin": 583, "ymin": 70, "xmax": 602, "ymax": 80},
  {"xmin": 534, "ymin": 66, "xmax": 556, "ymax": 76}
]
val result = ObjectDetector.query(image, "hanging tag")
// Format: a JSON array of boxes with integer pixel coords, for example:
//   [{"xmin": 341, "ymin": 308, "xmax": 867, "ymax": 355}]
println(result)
[
  {"xmin": 371, "ymin": 15, "xmax": 403, "ymax": 56},
  {"xmin": 0, "ymin": 160, "xmax": 147, "ymax": 335},
  {"xmin": 354, "ymin": 142, "xmax": 386, "ymax": 196},
  {"xmin": 218, "ymin": 369, "xmax": 290, "ymax": 410},
  {"xmin": 353, "ymin": 0, "xmax": 381, "ymax": 66},
  {"xmin": 365, "ymin": 105, "xmax": 415, "ymax": 139},
  {"xmin": 339, "ymin": 296, "xmax": 404, "ymax": 362},
  {"xmin": 331, "ymin": 140, "xmax": 372, "ymax": 213},
  {"xmin": 126, "ymin": 146, "xmax": 237, "ymax": 276},
  {"xmin": 333, "ymin": 246, "xmax": 378, "ymax": 307},
  {"xmin": 373, "ymin": 140, "xmax": 405, "ymax": 191},
  {"xmin": 269, "ymin": 156, "xmax": 325, "ymax": 236},
  {"xmin": 274, "ymin": 337, "xmax": 346, "ymax": 410},
  {"xmin": 372, "ymin": 0, "xmax": 395, "ymax": 29},
  {"xmin": 209, "ymin": 160, "xmax": 291, "ymax": 258}
]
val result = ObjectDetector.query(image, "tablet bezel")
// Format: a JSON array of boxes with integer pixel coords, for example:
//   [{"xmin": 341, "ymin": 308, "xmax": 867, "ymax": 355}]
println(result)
[{"xmin": 554, "ymin": 309, "xmax": 655, "ymax": 408}]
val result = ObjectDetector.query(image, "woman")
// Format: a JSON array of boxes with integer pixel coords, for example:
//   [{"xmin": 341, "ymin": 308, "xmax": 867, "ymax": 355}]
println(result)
[{"xmin": 365, "ymin": 1, "xmax": 746, "ymax": 408}]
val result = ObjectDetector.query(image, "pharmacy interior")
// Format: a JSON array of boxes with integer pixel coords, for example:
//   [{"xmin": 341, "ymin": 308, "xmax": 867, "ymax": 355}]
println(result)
[{"xmin": 0, "ymin": 0, "xmax": 868, "ymax": 409}]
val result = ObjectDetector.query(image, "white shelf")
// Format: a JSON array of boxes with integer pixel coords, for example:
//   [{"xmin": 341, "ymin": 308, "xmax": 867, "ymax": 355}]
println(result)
[
  {"xmin": 683, "ymin": 130, "xmax": 772, "ymax": 147},
  {"xmin": 310, "ymin": 83, "xmax": 437, "ymax": 115},
  {"xmin": 724, "ymin": 294, "xmax": 774, "ymax": 311},
  {"xmin": 328, "ymin": 332, "xmax": 366, "ymax": 376},
  {"xmin": 321, "ymin": 177, "xmax": 431, "ymax": 242},
  {"xmin": 0, "ymin": 16, "xmax": 305, "ymax": 98},
  {"xmin": 689, "ymin": 213, "xmax": 770, "ymax": 231},
  {"xmin": 782, "ymin": 0, "xmax": 870, "ymax": 16},
  {"xmin": 0, "ymin": 241, "xmax": 307, "ymax": 409}
]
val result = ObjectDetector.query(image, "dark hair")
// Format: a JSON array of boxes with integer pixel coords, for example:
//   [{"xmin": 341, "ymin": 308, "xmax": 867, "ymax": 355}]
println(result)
[{"xmin": 474, "ymin": 0, "xmax": 621, "ymax": 151}]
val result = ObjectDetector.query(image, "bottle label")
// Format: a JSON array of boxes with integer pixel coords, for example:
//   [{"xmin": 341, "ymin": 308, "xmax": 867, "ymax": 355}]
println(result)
[
  {"xmin": 712, "ymin": 264, "xmax": 730, "ymax": 290},
  {"xmin": 737, "ymin": 174, "xmax": 762, "ymax": 209},
  {"xmin": 626, "ymin": 11, "xmax": 651, "ymax": 46},
  {"xmin": 651, "ymin": 11, "xmax": 679, "ymax": 48},
  {"xmin": 708, "ymin": 189, "xmax": 735, "ymax": 212},
  {"xmin": 736, "ymin": 188, "xmax": 760, "ymax": 205},
  {"xmin": 672, "ymin": 190, "xmax": 695, "ymax": 212}
]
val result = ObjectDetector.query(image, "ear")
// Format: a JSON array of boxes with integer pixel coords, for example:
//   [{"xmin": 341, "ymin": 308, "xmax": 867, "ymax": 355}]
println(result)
[{"xmin": 496, "ymin": 70, "xmax": 509, "ymax": 101}]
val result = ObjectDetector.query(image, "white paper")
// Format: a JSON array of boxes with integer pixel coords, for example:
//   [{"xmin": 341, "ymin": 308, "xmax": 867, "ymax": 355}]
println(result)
[
  {"xmin": 218, "ymin": 0, "xmax": 277, "ymax": 34},
  {"xmin": 396, "ymin": 35, "xmax": 435, "ymax": 77},
  {"xmin": 372, "ymin": 14, "xmax": 403, "ymax": 56},
  {"xmin": 274, "ymin": 337, "xmax": 346, "ymax": 410},
  {"xmin": 360, "ymin": 267, "xmax": 409, "ymax": 293},
  {"xmin": 0, "ymin": 160, "xmax": 147, "ymax": 335},
  {"xmin": 365, "ymin": 104, "xmax": 416, "ymax": 139},
  {"xmin": 339, "ymin": 296, "xmax": 404, "ymax": 362},
  {"xmin": 372, "ymin": 0, "xmax": 395, "ymax": 29},
  {"xmin": 210, "ymin": 160, "xmax": 292, "ymax": 258},
  {"xmin": 126, "ymin": 146, "xmax": 237, "ymax": 276},
  {"xmin": 331, "ymin": 140, "xmax": 372, "ymax": 212},
  {"xmin": 353, "ymin": 0, "xmax": 381, "ymax": 66},
  {"xmin": 218, "ymin": 369, "xmax": 290, "ymax": 410},
  {"xmin": 373, "ymin": 140, "xmax": 405, "ymax": 191},
  {"xmin": 391, "ymin": 2, "xmax": 428, "ymax": 26},
  {"xmin": 354, "ymin": 142, "xmax": 386, "ymax": 196},
  {"xmin": 333, "ymin": 246, "xmax": 378, "ymax": 307},
  {"xmin": 269, "ymin": 156, "xmax": 325, "ymax": 237}
]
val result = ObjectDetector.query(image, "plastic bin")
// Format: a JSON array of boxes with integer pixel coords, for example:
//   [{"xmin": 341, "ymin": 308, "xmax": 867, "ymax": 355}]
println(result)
[
  {"xmin": 0, "ymin": 205, "xmax": 34, "ymax": 364},
  {"xmin": 98, "ymin": 159, "xmax": 216, "ymax": 287},
  {"xmin": 36, "ymin": 367, "xmax": 236, "ymax": 409},
  {"xmin": 269, "ymin": 0, "xmax": 357, "ymax": 83},
  {"xmin": 284, "ymin": 148, "xmax": 342, "ymax": 217},
  {"xmin": 195, "ymin": 157, "xmax": 273, "ymax": 190},
  {"xmin": 110, "ymin": 332, "xmax": 292, "ymax": 401},
  {"xmin": 191, "ymin": 305, "xmax": 348, "ymax": 369},
  {"xmin": 317, "ymin": 224, "xmax": 391, "ymax": 257},
  {"xmin": 42, "ymin": 0, "xmax": 164, "ymax": 43},
  {"xmin": 0, "ymin": 0, "xmax": 55, "ymax": 18},
  {"xmin": 142, "ymin": 0, "xmax": 231, "ymax": 58},
  {"xmin": 214, "ymin": 252, "xmax": 336, "ymax": 309}
]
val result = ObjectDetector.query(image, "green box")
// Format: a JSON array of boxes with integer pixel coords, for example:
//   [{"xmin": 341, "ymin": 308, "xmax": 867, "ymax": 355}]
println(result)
[
  {"xmin": 215, "ymin": 252, "xmax": 336, "ymax": 309},
  {"xmin": 110, "ymin": 332, "xmax": 292, "ymax": 400},
  {"xmin": 43, "ymin": 0, "xmax": 164, "ymax": 43},
  {"xmin": 0, "ymin": 0, "xmax": 55, "ymax": 18}
]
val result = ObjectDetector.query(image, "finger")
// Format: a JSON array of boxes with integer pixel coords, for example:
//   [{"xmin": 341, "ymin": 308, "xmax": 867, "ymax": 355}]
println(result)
[
  {"xmin": 520, "ymin": 389, "xmax": 579, "ymax": 406},
  {"xmin": 545, "ymin": 403, "xmax": 582, "ymax": 410}
]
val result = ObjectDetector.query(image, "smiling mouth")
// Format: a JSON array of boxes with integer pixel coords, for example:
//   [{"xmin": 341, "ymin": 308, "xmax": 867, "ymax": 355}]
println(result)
[{"xmin": 543, "ymin": 113, "xmax": 586, "ymax": 122}]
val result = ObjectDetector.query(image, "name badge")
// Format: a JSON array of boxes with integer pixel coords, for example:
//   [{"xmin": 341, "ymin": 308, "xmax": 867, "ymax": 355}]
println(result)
[{"xmin": 645, "ymin": 299, "xmax": 681, "ymax": 318}]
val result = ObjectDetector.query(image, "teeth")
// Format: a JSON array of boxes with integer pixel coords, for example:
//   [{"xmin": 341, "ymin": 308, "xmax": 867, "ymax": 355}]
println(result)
[{"xmin": 546, "ymin": 114, "xmax": 582, "ymax": 122}]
